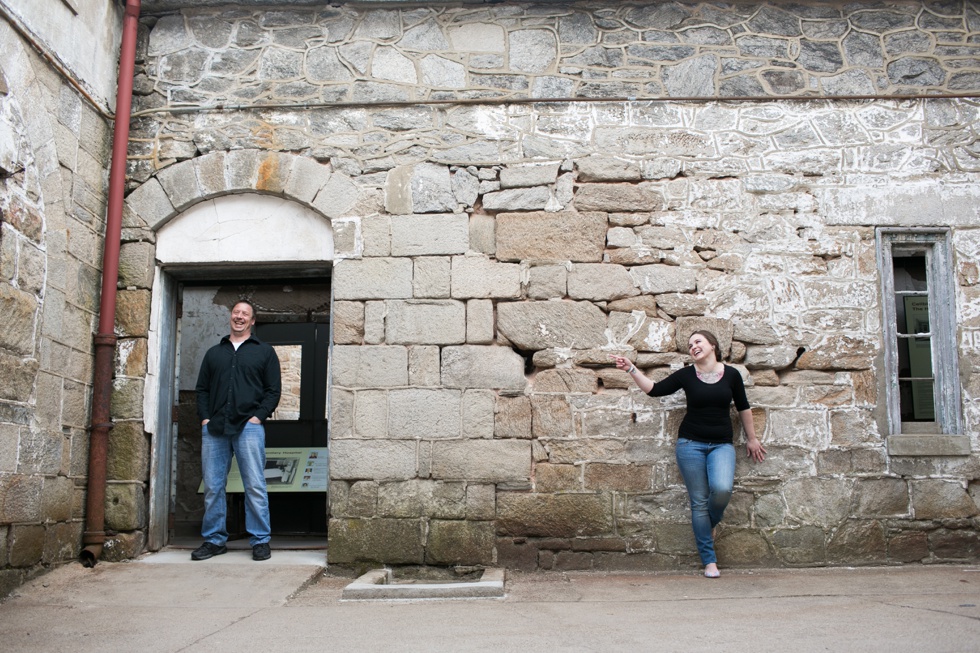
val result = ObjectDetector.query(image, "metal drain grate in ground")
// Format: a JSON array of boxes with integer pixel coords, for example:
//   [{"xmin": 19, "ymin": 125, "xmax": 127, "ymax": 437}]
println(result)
[{"xmin": 342, "ymin": 568, "xmax": 505, "ymax": 600}]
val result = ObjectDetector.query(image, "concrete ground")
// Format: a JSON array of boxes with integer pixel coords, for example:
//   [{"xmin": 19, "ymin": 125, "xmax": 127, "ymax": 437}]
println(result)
[{"xmin": 1, "ymin": 550, "xmax": 978, "ymax": 652}]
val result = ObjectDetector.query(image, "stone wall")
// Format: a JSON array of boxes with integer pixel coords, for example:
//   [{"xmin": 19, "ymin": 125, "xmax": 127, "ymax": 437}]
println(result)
[
  {"xmin": 118, "ymin": 1, "xmax": 980, "ymax": 570},
  {"xmin": 0, "ymin": 10, "xmax": 119, "ymax": 595}
]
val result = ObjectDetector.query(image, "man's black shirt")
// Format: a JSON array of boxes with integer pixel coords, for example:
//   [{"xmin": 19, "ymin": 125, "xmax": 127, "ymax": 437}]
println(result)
[{"xmin": 195, "ymin": 334, "xmax": 281, "ymax": 436}]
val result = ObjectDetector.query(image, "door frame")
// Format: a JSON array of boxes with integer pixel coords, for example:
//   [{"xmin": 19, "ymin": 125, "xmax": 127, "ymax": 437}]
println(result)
[{"xmin": 146, "ymin": 265, "xmax": 333, "ymax": 550}]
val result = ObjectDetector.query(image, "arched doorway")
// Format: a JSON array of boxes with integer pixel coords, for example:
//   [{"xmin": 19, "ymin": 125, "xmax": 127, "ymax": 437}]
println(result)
[{"xmin": 148, "ymin": 192, "xmax": 337, "ymax": 550}]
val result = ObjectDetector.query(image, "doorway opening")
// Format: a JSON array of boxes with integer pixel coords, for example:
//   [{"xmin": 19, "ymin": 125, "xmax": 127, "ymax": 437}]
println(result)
[{"xmin": 172, "ymin": 280, "xmax": 331, "ymax": 548}]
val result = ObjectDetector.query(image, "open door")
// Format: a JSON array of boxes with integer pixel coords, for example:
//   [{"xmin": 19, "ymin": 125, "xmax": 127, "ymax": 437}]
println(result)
[{"xmin": 256, "ymin": 321, "xmax": 330, "ymax": 535}]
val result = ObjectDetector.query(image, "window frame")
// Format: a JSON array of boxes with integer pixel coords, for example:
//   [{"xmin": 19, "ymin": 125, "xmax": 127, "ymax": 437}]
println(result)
[{"xmin": 876, "ymin": 228, "xmax": 961, "ymax": 441}]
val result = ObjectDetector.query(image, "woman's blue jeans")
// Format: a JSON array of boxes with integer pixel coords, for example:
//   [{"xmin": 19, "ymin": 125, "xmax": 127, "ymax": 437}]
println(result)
[
  {"xmin": 675, "ymin": 437, "xmax": 736, "ymax": 566},
  {"xmin": 201, "ymin": 422, "xmax": 271, "ymax": 547}
]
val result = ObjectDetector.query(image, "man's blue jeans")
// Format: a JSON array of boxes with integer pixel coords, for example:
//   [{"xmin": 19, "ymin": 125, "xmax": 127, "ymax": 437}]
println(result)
[
  {"xmin": 675, "ymin": 437, "xmax": 736, "ymax": 566},
  {"xmin": 201, "ymin": 421, "xmax": 271, "ymax": 547}
]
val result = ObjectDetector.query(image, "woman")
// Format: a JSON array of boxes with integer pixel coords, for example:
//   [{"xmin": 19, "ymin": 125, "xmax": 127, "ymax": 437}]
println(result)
[{"xmin": 611, "ymin": 330, "xmax": 766, "ymax": 578}]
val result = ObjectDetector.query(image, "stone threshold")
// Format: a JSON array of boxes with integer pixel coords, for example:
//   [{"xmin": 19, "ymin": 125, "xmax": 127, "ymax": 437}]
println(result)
[{"xmin": 341, "ymin": 568, "xmax": 505, "ymax": 601}]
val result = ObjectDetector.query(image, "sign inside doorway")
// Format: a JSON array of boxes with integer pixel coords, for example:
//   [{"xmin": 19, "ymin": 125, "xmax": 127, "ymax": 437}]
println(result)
[{"xmin": 197, "ymin": 447, "xmax": 328, "ymax": 492}]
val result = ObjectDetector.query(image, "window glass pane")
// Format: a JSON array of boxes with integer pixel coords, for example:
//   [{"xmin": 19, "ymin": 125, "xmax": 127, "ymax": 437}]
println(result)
[
  {"xmin": 899, "ymin": 379, "xmax": 935, "ymax": 421},
  {"xmin": 271, "ymin": 344, "xmax": 302, "ymax": 421},
  {"xmin": 897, "ymin": 336, "xmax": 934, "ymax": 376},
  {"xmin": 892, "ymin": 254, "xmax": 928, "ymax": 291},
  {"xmin": 897, "ymin": 296, "xmax": 930, "ymax": 335}
]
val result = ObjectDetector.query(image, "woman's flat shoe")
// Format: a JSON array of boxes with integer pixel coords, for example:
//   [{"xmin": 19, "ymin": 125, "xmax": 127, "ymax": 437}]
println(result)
[{"xmin": 704, "ymin": 564, "xmax": 720, "ymax": 578}]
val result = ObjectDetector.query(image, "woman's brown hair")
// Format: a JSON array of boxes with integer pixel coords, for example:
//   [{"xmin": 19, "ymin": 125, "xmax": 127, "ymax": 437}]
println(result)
[{"xmin": 690, "ymin": 330, "xmax": 723, "ymax": 362}]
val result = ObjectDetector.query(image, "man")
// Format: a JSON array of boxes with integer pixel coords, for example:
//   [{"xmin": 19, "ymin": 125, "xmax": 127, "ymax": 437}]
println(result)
[{"xmin": 193, "ymin": 299, "xmax": 281, "ymax": 561}]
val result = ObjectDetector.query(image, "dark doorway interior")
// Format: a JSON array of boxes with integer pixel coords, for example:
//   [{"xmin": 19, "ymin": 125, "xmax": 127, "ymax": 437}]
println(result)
[{"xmin": 173, "ymin": 281, "xmax": 330, "ymax": 544}]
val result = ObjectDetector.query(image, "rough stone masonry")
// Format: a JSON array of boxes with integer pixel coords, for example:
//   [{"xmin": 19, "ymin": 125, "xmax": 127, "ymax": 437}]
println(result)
[{"xmin": 108, "ymin": 1, "xmax": 980, "ymax": 570}]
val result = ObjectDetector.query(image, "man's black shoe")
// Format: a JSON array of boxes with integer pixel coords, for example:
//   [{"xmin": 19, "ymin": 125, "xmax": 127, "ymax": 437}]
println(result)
[
  {"xmin": 191, "ymin": 542, "xmax": 227, "ymax": 561},
  {"xmin": 252, "ymin": 542, "xmax": 271, "ymax": 561}
]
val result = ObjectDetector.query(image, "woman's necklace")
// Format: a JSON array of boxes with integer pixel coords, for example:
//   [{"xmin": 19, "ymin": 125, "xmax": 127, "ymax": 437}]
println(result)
[{"xmin": 695, "ymin": 365, "xmax": 723, "ymax": 384}]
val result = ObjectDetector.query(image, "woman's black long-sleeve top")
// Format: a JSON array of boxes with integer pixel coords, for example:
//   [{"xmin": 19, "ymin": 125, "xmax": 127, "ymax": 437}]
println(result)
[{"xmin": 646, "ymin": 365, "xmax": 750, "ymax": 444}]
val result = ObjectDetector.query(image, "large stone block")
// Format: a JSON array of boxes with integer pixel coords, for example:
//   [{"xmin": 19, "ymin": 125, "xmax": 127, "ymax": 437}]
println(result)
[
  {"xmin": 441, "ymin": 345, "xmax": 527, "ymax": 393},
  {"xmin": 388, "ymin": 388, "xmax": 461, "ymax": 439},
  {"xmin": 0, "ymin": 351, "xmax": 39, "ymax": 403},
  {"xmin": 796, "ymin": 335, "xmax": 876, "ymax": 370},
  {"xmin": 327, "ymin": 517, "xmax": 425, "ymax": 564},
  {"xmin": 495, "ymin": 396, "xmax": 532, "ymax": 439},
  {"xmin": 430, "ymin": 439, "xmax": 531, "ymax": 482},
  {"xmin": 332, "ymin": 301, "xmax": 364, "ymax": 344},
  {"xmin": 826, "ymin": 519, "xmax": 887, "ymax": 564},
  {"xmin": 911, "ymin": 479, "xmax": 979, "ymax": 519},
  {"xmin": 852, "ymin": 478, "xmax": 909, "ymax": 517},
  {"xmin": 574, "ymin": 183, "xmax": 664, "ymax": 212},
  {"xmin": 459, "ymin": 486, "xmax": 492, "ymax": 523},
  {"xmin": 531, "ymin": 395, "xmax": 573, "ymax": 437},
  {"xmin": 782, "ymin": 477, "xmax": 854, "ymax": 526},
  {"xmin": 0, "ymin": 424, "xmax": 18, "ymax": 473},
  {"xmin": 331, "ymin": 345, "xmax": 408, "ymax": 387},
  {"xmin": 567, "ymin": 263, "xmax": 639, "ymax": 301},
  {"xmin": 496, "ymin": 211, "xmax": 607, "ymax": 263},
  {"xmin": 377, "ymin": 479, "xmax": 466, "ymax": 519},
  {"xmin": 533, "ymin": 368, "xmax": 597, "ymax": 394},
  {"xmin": 330, "ymin": 439, "xmax": 418, "ymax": 480},
  {"xmin": 499, "ymin": 162, "xmax": 560, "ymax": 188},
  {"xmin": 629, "ymin": 264, "xmax": 697, "ymax": 295},
  {"xmin": 769, "ymin": 526, "xmax": 828, "ymax": 565},
  {"xmin": 115, "ymin": 337, "xmax": 148, "ymax": 378},
  {"xmin": 0, "ymin": 474, "xmax": 41, "ymax": 522},
  {"xmin": 333, "ymin": 258, "xmax": 413, "ymax": 299},
  {"xmin": 101, "ymin": 530, "xmax": 146, "ymax": 563},
  {"xmin": 363, "ymin": 301, "xmax": 385, "ymax": 344},
  {"xmin": 385, "ymin": 300, "xmax": 465, "ymax": 345},
  {"xmin": 714, "ymin": 529, "xmax": 779, "ymax": 567},
  {"xmin": 413, "ymin": 257, "xmax": 450, "ymax": 298},
  {"xmin": 528, "ymin": 265, "xmax": 567, "ymax": 299},
  {"xmin": 466, "ymin": 299, "xmax": 494, "ymax": 344},
  {"xmin": 330, "ymin": 388, "xmax": 353, "ymax": 438},
  {"xmin": 117, "ymin": 241, "xmax": 155, "ymax": 289},
  {"xmin": 496, "ymin": 493, "xmax": 611, "ymax": 537},
  {"xmin": 8, "ymin": 524, "xmax": 44, "ymax": 567},
  {"xmin": 497, "ymin": 300, "xmax": 606, "ymax": 350},
  {"xmin": 329, "ymin": 481, "xmax": 379, "ymax": 519},
  {"xmin": 461, "ymin": 389, "xmax": 495, "ymax": 439},
  {"xmin": 40, "ymin": 476, "xmax": 73, "ymax": 523},
  {"xmin": 353, "ymin": 390, "xmax": 387, "ymax": 438},
  {"xmin": 744, "ymin": 345, "xmax": 801, "ymax": 369},
  {"xmin": 0, "ymin": 283, "xmax": 39, "ymax": 356},
  {"xmin": 408, "ymin": 345, "xmax": 440, "ymax": 386},
  {"xmin": 104, "ymin": 482, "xmax": 146, "ymax": 531},
  {"xmin": 110, "ymin": 377, "xmax": 144, "ymax": 420},
  {"xmin": 107, "ymin": 420, "xmax": 150, "ymax": 481},
  {"xmin": 114, "ymin": 289, "xmax": 151, "ymax": 337},
  {"xmin": 390, "ymin": 214, "xmax": 468, "ymax": 255},
  {"xmin": 426, "ymin": 519, "xmax": 495, "ymax": 565},
  {"xmin": 450, "ymin": 256, "xmax": 521, "ymax": 299},
  {"xmin": 584, "ymin": 463, "xmax": 652, "ymax": 491},
  {"xmin": 482, "ymin": 186, "xmax": 551, "ymax": 211},
  {"xmin": 43, "ymin": 521, "xmax": 82, "ymax": 564}
]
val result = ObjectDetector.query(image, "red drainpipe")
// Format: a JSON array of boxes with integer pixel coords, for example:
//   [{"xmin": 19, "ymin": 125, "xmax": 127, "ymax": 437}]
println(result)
[{"xmin": 80, "ymin": 0, "xmax": 141, "ymax": 567}]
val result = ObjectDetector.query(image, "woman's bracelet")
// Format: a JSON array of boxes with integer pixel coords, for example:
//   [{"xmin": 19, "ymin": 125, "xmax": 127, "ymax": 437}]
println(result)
[{"xmin": 628, "ymin": 365, "xmax": 637, "ymax": 374}]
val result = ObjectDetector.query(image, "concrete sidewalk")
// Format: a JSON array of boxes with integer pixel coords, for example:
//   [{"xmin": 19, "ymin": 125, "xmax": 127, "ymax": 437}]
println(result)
[{"xmin": 1, "ymin": 550, "xmax": 978, "ymax": 652}]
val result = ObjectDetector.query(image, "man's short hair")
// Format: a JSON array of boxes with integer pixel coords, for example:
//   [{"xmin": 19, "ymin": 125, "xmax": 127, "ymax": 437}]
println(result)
[{"xmin": 231, "ymin": 299, "xmax": 256, "ymax": 317}]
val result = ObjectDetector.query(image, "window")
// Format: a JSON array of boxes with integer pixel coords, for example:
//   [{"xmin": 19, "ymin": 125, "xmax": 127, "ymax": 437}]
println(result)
[{"xmin": 877, "ymin": 229, "xmax": 966, "ymax": 454}]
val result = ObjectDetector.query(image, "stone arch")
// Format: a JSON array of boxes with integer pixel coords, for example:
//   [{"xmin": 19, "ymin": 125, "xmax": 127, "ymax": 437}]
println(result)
[{"xmin": 123, "ymin": 149, "xmax": 359, "ymax": 249}]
